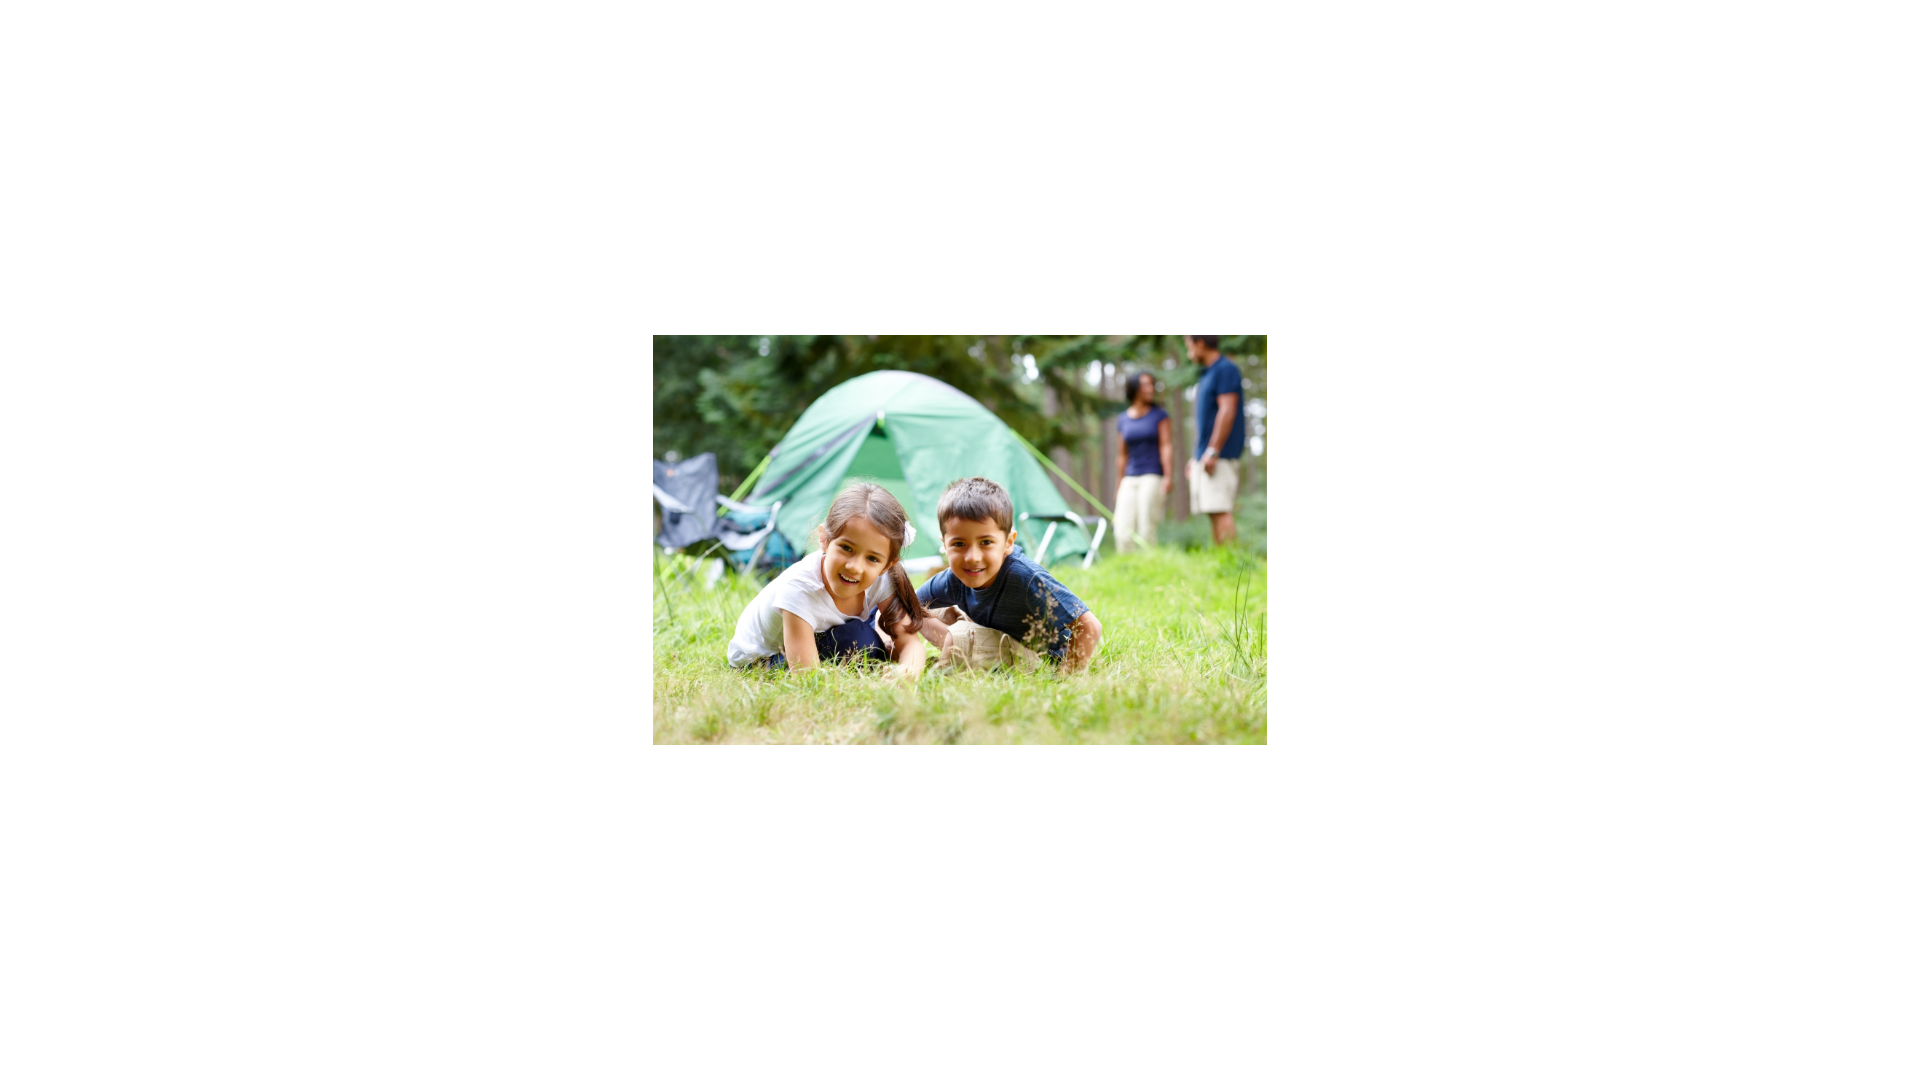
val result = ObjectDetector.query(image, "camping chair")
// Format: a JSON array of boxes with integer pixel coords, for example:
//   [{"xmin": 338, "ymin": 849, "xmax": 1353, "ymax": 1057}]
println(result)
[
  {"xmin": 1018, "ymin": 510, "xmax": 1108, "ymax": 569},
  {"xmin": 653, "ymin": 495, "xmax": 793, "ymax": 584},
  {"xmin": 654, "ymin": 453, "xmax": 718, "ymax": 550},
  {"xmin": 710, "ymin": 495, "xmax": 794, "ymax": 575},
  {"xmin": 653, "ymin": 453, "xmax": 796, "ymax": 582}
]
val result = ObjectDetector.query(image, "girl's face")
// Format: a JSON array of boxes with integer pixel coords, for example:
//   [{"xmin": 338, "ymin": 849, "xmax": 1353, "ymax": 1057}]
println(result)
[
  {"xmin": 1136, "ymin": 377, "xmax": 1156, "ymax": 406},
  {"xmin": 821, "ymin": 515, "xmax": 894, "ymax": 602}
]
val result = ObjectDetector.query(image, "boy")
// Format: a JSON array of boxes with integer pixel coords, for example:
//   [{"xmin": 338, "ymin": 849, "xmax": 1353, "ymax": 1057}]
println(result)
[{"xmin": 915, "ymin": 477, "xmax": 1103, "ymax": 674}]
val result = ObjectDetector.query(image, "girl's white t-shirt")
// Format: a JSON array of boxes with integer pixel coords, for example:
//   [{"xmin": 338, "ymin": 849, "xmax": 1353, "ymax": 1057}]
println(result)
[{"xmin": 727, "ymin": 552, "xmax": 896, "ymax": 667}]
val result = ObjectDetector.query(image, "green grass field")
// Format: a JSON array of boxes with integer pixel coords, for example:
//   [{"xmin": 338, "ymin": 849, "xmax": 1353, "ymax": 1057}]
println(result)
[{"xmin": 653, "ymin": 543, "xmax": 1267, "ymax": 744}]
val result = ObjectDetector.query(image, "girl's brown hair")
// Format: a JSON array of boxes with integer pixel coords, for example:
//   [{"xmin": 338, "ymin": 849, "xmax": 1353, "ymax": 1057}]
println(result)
[{"xmin": 814, "ymin": 482, "xmax": 930, "ymax": 636}]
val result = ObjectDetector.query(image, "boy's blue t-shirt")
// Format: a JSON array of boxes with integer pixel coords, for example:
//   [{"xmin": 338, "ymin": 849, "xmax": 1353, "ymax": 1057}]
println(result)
[
  {"xmin": 1193, "ymin": 355, "xmax": 1247, "ymax": 460},
  {"xmin": 916, "ymin": 548, "xmax": 1090, "ymax": 661}
]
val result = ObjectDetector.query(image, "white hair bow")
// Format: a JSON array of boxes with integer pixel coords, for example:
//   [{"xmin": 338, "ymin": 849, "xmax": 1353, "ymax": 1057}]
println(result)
[{"xmin": 902, "ymin": 520, "xmax": 917, "ymax": 547}]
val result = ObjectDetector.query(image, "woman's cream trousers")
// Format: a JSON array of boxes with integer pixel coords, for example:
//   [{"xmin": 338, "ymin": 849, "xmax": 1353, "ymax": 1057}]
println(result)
[{"xmin": 1113, "ymin": 474, "xmax": 1167, "ymax": 553}]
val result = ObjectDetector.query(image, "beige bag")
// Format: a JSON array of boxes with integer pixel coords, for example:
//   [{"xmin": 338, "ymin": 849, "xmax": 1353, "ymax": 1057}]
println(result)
[{"xmin": 925, "ymin": 606, "xmax": 1043, "ymax": 673}]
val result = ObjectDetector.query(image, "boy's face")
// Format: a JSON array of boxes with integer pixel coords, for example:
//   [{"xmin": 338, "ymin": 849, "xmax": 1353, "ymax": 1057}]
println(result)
[{"xmin": 942, "ymin": 517, "xmax": 1016, "ymax": 589}]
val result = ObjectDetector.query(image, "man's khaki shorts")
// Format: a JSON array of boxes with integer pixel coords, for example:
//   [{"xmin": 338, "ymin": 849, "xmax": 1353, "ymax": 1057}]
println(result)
[{"xmin": 1187, "ymin": 456, "xmax": 1240, "ymax": 515}]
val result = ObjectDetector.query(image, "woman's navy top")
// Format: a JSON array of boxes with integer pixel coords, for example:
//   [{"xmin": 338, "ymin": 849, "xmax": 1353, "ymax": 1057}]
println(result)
[{"xmin": 1116, "ymin": 406, "xmax": 1169, "ymax": 476}]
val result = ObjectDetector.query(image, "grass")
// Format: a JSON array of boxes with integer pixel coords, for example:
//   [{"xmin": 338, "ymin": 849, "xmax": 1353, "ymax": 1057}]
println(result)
[
  {"xmin": 1153, "ymin": 478, "xmax": 1267, "ymax": 555},
  {"xmin": 653, "ymin": 543, "xmax": 1267, "ymax": 744}
]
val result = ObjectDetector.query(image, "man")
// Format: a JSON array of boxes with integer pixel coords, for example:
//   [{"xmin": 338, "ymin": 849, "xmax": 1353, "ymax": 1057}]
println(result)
[{"xmin": 1185, "ymin": 335, "xmax": 1245, "ymax": 546}]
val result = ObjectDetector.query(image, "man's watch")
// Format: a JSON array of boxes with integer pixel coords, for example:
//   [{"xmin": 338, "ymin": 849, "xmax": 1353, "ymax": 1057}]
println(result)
[{"xmin": 1202, "ymin": 447, "xmax": 1219, "ymax": 460}]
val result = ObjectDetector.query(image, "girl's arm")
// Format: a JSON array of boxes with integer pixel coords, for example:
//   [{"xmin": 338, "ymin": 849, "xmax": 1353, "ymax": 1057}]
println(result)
[
  {"xmin": 1115, "ymin": 440, "xmax": 1128, "ymax": 503},
  {"xmin": 780, "ymin": 610, "xmax": 820, "ymax": 671},
  {"xmin": 1157, "ymin": 417, "xmax": 1174, "ymax": 493},
  {"xmin": 888, "ymin": 618, "xmax": 927, "ymax": 679},
  {"xmin": 918, "ymin": 614, "xmax": 952, "ymax": 651}
]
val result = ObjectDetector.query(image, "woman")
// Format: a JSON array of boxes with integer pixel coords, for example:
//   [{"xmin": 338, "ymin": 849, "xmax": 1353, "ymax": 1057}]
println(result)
[{"xmin": 1112, "ymin": 372, "xmax": 1173, "ymax": 553}]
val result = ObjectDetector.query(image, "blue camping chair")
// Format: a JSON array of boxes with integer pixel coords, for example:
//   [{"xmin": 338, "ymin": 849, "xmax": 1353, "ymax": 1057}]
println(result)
[
  {"xmin": 710, "ymin": 494, "xmax": 798, "ymax": 574},
  {"xmin": 653, "ymin": 453, "xmax": 797, "ymax": 579}
]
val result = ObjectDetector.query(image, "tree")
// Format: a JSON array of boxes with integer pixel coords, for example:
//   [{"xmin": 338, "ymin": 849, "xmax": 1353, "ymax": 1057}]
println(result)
[{"xmin": 650, "ymin": 335, "xmax": 1266, "ymax": 504}]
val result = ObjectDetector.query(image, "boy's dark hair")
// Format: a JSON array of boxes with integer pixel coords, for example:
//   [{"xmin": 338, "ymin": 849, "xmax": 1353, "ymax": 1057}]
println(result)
[
  {"xmin": 1187, "ymin": 335, "xmax": 1222, "ymax": 351},
  {"xmin": 935, "ymin": 476, "xmax": 1015, "ymax": 535},
  {"xmin": 1123, "ymin": 372, "xmax": 1155, "ymax": 406}
]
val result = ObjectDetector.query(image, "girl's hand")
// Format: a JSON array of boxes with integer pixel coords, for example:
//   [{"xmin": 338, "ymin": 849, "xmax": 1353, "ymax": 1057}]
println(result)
[
  {"xmin": 1162, "ymin": 476, "xmax": 1173, "ymax": 496},
  {"xmin": 889, "ymin": 617, "xmax": 927, "ymax": 680}
]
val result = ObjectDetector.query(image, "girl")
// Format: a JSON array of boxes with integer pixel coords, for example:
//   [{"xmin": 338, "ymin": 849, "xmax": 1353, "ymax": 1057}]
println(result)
[
  {"xmin": 726, "ymin": 483, "xmax": 933, "ymax": 676},
  {"xmin": 1112, "ymin": 371, "xmax": 1173, "ymax": 553}
]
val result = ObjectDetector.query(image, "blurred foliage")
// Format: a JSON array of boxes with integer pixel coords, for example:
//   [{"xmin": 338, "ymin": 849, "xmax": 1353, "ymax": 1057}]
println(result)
[
  {"xmin": 654, "ymin": 335, "xmax": 1267, "ymax": 495},
  {"xmin": 1154, "ymin": 478, "xmax": 1268, "ymax": 555}
]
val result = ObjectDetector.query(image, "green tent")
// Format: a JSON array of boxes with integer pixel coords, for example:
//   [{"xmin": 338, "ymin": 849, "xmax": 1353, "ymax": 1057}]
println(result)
[{"xmin": 744, "ymin": 370, "xmax": 1092, "ymax": 564}]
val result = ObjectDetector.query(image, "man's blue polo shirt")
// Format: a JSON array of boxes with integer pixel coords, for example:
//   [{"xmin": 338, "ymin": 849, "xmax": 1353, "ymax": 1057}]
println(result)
[{"xmin": 1193, "ymin": 355, "xmax": 1246, "ymax": 460}]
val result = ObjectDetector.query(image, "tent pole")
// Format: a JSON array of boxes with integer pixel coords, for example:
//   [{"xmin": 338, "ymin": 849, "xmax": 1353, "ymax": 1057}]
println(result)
[
  {"xmin": 718, "ymin": 453, "xmax": 773, "ymax": 517},
  {"xmin": 1004, "ymin": 428, "xmax": 1116, "ymax": 520}
]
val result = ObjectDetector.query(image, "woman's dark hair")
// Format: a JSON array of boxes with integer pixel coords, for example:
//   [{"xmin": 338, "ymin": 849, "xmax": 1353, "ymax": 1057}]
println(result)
[
  {"xmin": 1123, "ymin": 372, "xmax": 1156, "ymax": 406},
  {"xmin": 814, "ymin": 482, "xmax": 930, "ymax": 636}
]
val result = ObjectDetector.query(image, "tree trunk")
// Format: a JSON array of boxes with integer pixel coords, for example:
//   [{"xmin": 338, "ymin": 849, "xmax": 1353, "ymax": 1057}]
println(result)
[
  {"xmin": 1167, "ymin": 364, "xmax": 1189, "ymax": 521},
  {"xmin": 1099, "ymin": 410, "xmax": 1115, "ymax": 523},
  {"xmin": 1078, "ymin": 421, "xmax": 1095, "ymax": 516},
  {"xmin": 1050, "ymin": 446, "xmax": 1076, "ymax": 516}
]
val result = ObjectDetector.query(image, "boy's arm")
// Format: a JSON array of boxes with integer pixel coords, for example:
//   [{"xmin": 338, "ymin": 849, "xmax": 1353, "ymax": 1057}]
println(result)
[
  {"xmin": 1029, "ymin": 575, "xmax": 1097, "ymax": 674},
  {"xmin": 780, "ymin": 610, "xmax": 820, "ymax": 671},
  {"xmin": 1061, "ymin": 610, "xmax": 1102, "ymax": 674}
]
